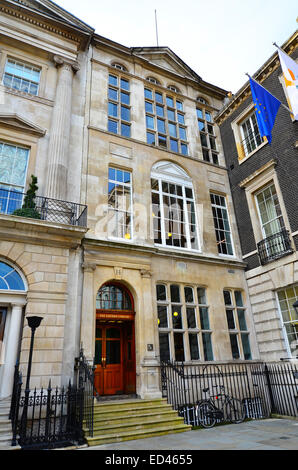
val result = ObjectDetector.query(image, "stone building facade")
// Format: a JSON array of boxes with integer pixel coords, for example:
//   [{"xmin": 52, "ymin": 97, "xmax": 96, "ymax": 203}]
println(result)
[
  {"xmin": 216, "ymin": 31, "xmax": 298, "ymax": 361},
  {"xmin": 0, "ymin": 0, "xmax": 260, "ymax": 401}
]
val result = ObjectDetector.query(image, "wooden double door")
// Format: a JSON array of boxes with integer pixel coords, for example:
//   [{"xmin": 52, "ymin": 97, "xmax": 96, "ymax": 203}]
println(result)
[{"xmin": 94, "ymin": 320, "xmax": 136, "ymax": 396}]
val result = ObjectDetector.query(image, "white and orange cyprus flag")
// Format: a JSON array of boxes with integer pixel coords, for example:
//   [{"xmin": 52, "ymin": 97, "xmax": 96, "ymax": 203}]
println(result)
[{"xmin": 276, "ymin": 46, "xmax": 298, "ymax": 120}]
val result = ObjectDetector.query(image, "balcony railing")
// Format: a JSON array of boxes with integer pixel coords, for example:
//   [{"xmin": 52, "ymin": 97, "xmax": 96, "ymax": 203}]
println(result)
[
  {"xmin": 257, "ymin": 229, "xmax": 293, "ymax": 265},
  {"xmin": 0, "ymin": 188, "xmax": 87, "ymax": 227}
]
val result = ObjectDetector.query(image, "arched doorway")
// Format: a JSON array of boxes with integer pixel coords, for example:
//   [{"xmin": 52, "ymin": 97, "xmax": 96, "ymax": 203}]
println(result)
[{"xmin": 94, "ymin": 282, "xmax": 136, "ymax": 396}]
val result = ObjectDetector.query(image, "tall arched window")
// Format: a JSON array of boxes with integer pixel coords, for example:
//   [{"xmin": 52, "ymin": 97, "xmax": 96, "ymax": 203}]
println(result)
[
  {"xmin": 151, "ymin": 161, "xmax": 199, "ymax": 251},
  {"xmin": 96, "ymin": 283, "xmax": 132, "ymax": 310}
]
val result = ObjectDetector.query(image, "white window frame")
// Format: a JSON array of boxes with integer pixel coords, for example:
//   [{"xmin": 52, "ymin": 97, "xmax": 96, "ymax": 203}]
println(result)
[
  {"xmin": 107, "ymin": 167, "xmax": 133, "ymax": 242},
  {"xmin": 210, "ymin": 193, "xmax": 235, "ymax": 257},
  {"xmin": 276, "ymin": 287, "xmax": 298, "ymax": 359},
  {"xmin": 254, "ymin": 182, "xmax": 285, "ymax": 239},
  {"xmin": 151, "ymin": 162, "xmax": 200, "ymax": 252},
  {"xmin": 157, "ymin": 283, "xmax": 213, "ymax": 362},
  {"xmin": 2, "ymin": 58, "xmax": 41, "ymax": 96},
  {"xmin": 223, "ymin": 290, "xmax": 252, "ymax": 360}
]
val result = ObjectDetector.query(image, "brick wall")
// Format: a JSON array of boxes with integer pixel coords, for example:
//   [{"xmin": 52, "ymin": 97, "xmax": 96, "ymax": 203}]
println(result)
[{"xmin": 218, "ymin": 48, "xmax": 298, "ymax": 270}]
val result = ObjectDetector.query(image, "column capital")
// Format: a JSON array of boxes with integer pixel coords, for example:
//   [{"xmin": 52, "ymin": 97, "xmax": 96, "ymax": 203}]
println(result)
[
  {"xmin": 53, "ymin": 55, "xmax": 80, "ymax": 73},
  {"xmin": 140, "ymin": 269, "xmax": 152, "ymax": 278},
  {"xmin": 82, "ymin": 262, "xmax": 96, "ymax": 273}
]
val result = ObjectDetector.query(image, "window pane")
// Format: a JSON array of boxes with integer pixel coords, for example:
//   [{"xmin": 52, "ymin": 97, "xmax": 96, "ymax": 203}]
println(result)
[
  {"xmin": 108, "ymin": 102, "xmax": 118, "ymax": 117},
  {"xmin": 155, "ymin": 92, "xmax": 163, "ymax": 103},
  {"xmin": 156, "ymin": 104, "xmax": 164, "ymax": 117},
  {"xmin": 230, "ymin": 334, "xmax": 240, "ymax": 359},
  {"xmin": 174, "ymin": 332, "xmax": 184, "ymax": 361},
  {"xmin": 224, "ymin": 290, "xmax": 232, "ymax": 305},
  {"xmin": 121, "ymin": 106, "xmax": 130, "ymax": 121},
  {"xmin": 170, "ymin": 139, "xmax": 178, "ymax": 153},
  {"xmin": 121, "ymin": 123, "xmax": 130, "ymax": 137},
  {"xmin": 156, "ymin": 284, "xmax": 167, "ymax": 301},
  {"xmin": 241, "ymin": 334, "xmax": 252, "ymax": 360},
  {"xmin": 121, "ymin": 91, "xmax": 130, "ymax": 105},
  {"xmin": 186, "ymin": 307, "xmax": 196, "ymax": 328},
  {"xmin": 108, "ymin": 88, "xmax": 118, "ymax": 100},
  {"xmin": 158, "ymin": 305, "xmax": 168, "ymax": 328},
  {"xmin": 226, "ymin": 309, "xmax": 235, "ymax": 329},
  {"xmin": 197, "ymin": 287, "xmax": 206, "ymax": 304},
  {"xmin": 144, "ymin": 88, "xmax": 153, "ymax": 100},
  {"xmin": 169, "ymin": 123, "xmax": 177, "ymax": 137},
  {"xmin": 237, "ymin": 309, "xmax": 247, "ymax": 330},
  {"xmin": 157, "ymin": 118, "xmax": 166, "ymax": 134},
  {"xmin": 166, "ymin": 96, "xmax": 174, "ymax": 107},
  {"xmin": 181, "ymin": 143, "xmax": 188, "ymax": 156},
  {"xmin": 189, "ymin": 334, "xmax": 200, "ymax": 360},
  {"xmin": 109, "ymin": 74, "xmax": 118, "ymax": 86},
  {"xmin": 199, "ymin": 307, "xmax": 210, "ymax": 329},
  {"xmin": 172, "ymin": 305, "xmax": 182, "ymax": 329},
  {"xmin": 120, "ymin": 78, "xmax": 129, "ymax": 90},
  {"xmin": 184, "ymin": 286, "xmax": 194, "ymax": 303},
  {"xmin": 146, "ymin": 115, "xmax": 155, "ymax": 129},
  {"xmin": 170, "ymin": 284, "xmax": 180, "ymax": 303},
  {"xmin": 159, "ymin": 333, "xmax": 170, "ymax": 361},
  {"xmin": 145, "ymin": 101, "xmax": 153, "ymax": 113},
  {"xmin": 147, "ymin": 132, "xmax": 155, "ymax": 145},
  {"xmin": 108, "ymin": 120, "xmax": 118, "ymax": 133},
  {"xmin": 202, "ymin": 333, "xmax": 213, "ymax": 361}
]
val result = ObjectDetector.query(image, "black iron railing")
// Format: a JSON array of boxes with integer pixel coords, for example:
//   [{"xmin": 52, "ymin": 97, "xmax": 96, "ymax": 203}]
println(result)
[
  {"xmin": 161, "ymin": 360, "xmax": 298, "ymax": 426},
  {"xmin": 0, "ymin": 188, "xmax": 87, "ymax": 227},
  {"xmin": 10, "ymin": 374, "xmax": 85, "ymax": 449},
  {"xmin": 74, "ymin": 347, "xmax": 100, "ymax": 438},
  {"xmin": 257, "ymin": 229, "xmax": 293, "ymax": 265}
]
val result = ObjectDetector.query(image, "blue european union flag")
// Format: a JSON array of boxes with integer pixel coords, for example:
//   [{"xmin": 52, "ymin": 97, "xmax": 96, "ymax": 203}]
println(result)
[{"xmin": 249, "ymin": 77, "xmax": 281, "ymax": 144}]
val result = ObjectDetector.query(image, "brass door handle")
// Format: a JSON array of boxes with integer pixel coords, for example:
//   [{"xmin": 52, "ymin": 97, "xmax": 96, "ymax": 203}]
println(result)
[{"xmin": 102, "ymin": 357, "xmax": 106, "ymax": 368}]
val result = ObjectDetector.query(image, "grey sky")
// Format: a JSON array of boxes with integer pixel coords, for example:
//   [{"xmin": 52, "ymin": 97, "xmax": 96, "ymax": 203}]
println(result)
[{"xmin": 57, "ymin": 0, "xmax": 297, "ymax": 93}]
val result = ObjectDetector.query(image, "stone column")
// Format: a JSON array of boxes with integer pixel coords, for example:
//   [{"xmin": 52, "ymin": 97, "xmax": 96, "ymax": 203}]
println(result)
[
  {"xmin": 80, "ymin": 262, "xmax": 96, "ymax": 361},
  {"xmin": 46, "ymin": 55, "xmax": 80, "ymax": 201},
  {"xmin": 0, "ymin": 303, "xmax": 24, "ymax": 398},
  {"xmin": 139, "ymin": 269, "xmax": 162, "ymax": 399}
]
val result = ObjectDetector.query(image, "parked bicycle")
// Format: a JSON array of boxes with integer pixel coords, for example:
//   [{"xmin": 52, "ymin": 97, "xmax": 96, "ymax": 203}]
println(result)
[{"xmin": 196, "ymin": 384, "xmax": 246, "ymax": 428}]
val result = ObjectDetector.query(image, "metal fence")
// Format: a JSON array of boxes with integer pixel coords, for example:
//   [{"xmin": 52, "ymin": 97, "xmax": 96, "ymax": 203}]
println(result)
[
  {"xmin": 10, "ymin": 348, "xmax": 96, "ymax": 449},
  {"xmin": 0, "ymin": 188, "xmax": 87, "ymax": 227},
  {"xmin": 161, "ymin": 361, "xmax": 298, "ymax": 426}
]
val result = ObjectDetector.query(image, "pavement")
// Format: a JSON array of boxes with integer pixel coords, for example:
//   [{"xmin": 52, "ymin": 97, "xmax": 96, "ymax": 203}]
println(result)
[{"xmin": 78, "ymin": 417, "xmax": 298, "ymax": 451}]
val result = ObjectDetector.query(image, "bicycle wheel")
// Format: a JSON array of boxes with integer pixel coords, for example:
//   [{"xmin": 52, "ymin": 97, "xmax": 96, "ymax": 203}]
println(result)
[
  {"xmin": 196, "ymin": 401, "xmax": 216, "ymax": 428},
  {"xmin": 225, "ymin": 398, "xmax": 245, "ymax": 424}
]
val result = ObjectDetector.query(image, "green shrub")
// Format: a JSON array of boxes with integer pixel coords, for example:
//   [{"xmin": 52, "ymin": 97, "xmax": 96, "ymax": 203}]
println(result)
[{"xmin": 12, "ymin": 175, "xmax": 41, "ymax": 220}]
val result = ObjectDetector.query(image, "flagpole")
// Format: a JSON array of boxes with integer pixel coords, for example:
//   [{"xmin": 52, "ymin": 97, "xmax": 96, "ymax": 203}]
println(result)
[{"xmin": 245, "ymin": 73, "xmax": 293, "ymax": 115}]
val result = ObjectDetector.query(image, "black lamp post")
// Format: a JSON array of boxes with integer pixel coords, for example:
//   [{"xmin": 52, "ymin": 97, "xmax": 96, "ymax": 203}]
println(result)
[{"xmin": 20, "ymin": 316, "xmax": 43, "ymax": 442}]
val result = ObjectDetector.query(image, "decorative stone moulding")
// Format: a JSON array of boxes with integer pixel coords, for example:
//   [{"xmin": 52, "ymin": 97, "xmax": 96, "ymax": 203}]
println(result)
[{"xmin": 53, "ymin": 55, "xmax": 80, "ymax": 73}]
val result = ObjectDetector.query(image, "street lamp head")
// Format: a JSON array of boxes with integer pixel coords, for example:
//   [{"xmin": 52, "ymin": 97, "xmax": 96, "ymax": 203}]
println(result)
[{"xmin": 27, "ymin": 316, "xmax": 43, "ymax": 330}]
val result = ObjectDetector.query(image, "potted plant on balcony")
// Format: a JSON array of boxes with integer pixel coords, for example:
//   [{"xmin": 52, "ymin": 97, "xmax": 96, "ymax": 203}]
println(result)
[{"xmin": 13, "ymin": 174, "xmax": 41, "ymax": 219}]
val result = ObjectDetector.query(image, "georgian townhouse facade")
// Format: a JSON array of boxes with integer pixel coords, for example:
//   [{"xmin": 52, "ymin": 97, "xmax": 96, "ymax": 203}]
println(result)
[
  {"xmin": 0, "ymin": 0, "xmax": 93, "ymax": 398},
  {"xmin": 80, "ymin": 35, "xmax": 259, "ymax": 399},
  {"xmin": 215, "ymin": 31, "xmax": 298, "ymax": 362},
  {"xmin": 0, "ymin": 0, "xmax": 260, "ymax": 403}
]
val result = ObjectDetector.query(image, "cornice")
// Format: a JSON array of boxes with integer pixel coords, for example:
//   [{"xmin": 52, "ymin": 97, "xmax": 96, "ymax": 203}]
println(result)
[
  {"xmin": 0, "ymin": 0, "xmax": 90, "ymax": 48},
  {"xmin": 215, "ymin": 31, "xmax": 298, "ymax": 125},
  {"xmin": 82, "ymin": 237, "xmax": 246, "ymax": 270}
]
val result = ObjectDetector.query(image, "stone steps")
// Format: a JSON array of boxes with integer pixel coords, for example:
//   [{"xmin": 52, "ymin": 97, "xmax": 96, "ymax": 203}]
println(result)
[
  {"xmin": 85, "ymin": 397, "xmax": 191, "ymax": 447},
  {"xmin": 0, "ymin": 397, "xmax": 19, "ymax": 450}
]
